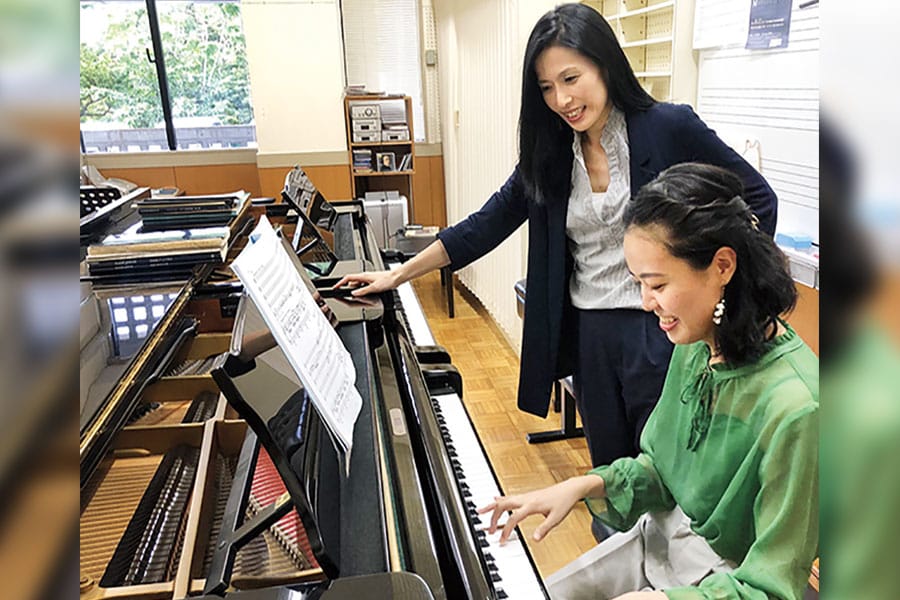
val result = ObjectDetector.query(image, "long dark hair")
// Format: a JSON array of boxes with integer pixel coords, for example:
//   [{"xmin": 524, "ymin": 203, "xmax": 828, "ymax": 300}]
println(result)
[
  {"xmin": 519, "ymin": 3, "xmax": 655, "ymax": 206},
  {"xmin": 624, "ymin": 163, "xmax": 797, "ymax": 365}
]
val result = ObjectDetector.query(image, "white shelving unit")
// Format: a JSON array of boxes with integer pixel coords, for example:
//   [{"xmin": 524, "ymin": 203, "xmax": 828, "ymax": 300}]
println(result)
[
  {"xmin": 606, "ymin": 0, "xmax": 674, "ymax": 21},
  {"xmin": 583, "ymin": 0, "xmax": 697, "ymax": 105}
]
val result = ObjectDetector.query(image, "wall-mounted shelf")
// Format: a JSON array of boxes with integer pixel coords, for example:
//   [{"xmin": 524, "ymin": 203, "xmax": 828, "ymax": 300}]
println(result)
[
  {"xmin": 350, "ymin": 141, "xmax": 413, "ymax": 148},
  {"xmin": 351, "ymin": 170, "xmax": 415, "ymax": 177}
]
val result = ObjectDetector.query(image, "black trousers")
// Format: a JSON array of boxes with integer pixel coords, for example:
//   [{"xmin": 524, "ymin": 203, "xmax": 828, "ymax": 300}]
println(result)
[{"xmin": 572, "ymin": 308, "xmax": 674, "ymax": 467}]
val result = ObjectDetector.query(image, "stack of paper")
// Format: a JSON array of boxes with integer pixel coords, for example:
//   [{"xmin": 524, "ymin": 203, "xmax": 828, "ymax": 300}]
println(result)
[
  {"xmin": 84, "ymin": 190, "xmax": 251, "ymax": 284},
  {"xmin": 136, "ymin": 191, "xmax": 249, "ymax": 231},
  {"xmin": 230, "ymin": 216, "xmax": 362, "ymax": 471}
]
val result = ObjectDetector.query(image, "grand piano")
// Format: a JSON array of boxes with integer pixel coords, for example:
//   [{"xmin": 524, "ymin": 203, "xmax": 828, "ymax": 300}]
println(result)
[{"xmin": 79, "ymin": 200, "xmax": 548, "ymax": 600}]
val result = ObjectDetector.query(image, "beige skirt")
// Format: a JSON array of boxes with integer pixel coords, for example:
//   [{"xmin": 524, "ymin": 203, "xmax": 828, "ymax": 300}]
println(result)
[{"xmin": 545, "ymin": 508, "xmax": 735, "ymax": 600}]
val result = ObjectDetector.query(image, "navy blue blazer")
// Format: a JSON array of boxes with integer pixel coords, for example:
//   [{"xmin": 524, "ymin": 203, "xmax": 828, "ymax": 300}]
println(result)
[{"xmin": 437, "ymin": 103, "xmax": 778, "ymax": 417}]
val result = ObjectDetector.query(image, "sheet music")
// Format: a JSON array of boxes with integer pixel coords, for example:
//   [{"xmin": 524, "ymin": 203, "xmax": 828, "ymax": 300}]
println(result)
[{"xmin": 231, "ymin": 216, "xmax": 362, "ymax": 465}]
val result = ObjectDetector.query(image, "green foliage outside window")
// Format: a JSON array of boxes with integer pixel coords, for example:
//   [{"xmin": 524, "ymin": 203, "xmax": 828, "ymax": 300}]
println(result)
[{"xmin": 80, "ymin": 2, "xmax": 253, "ymax": 129}]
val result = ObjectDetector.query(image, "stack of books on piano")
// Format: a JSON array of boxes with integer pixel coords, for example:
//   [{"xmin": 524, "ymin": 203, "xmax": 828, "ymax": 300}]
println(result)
[
  {"xmin": 135, "ymin": 191, "xmax": 249, "ymax": 230},
  {"xmin": 84, "ymin": 191, "xmax": 251, "ymax": 284}
]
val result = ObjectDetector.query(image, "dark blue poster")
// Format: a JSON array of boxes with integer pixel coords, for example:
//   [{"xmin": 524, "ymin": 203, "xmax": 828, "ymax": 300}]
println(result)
[{"xmin": 746, "ymin": 0, "xmax": 793, "ymax": 50}]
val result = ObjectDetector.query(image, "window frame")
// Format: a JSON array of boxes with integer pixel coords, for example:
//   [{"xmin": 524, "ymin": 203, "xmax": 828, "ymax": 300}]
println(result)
[{"xmin": 79, "ymin": 0, "xmax": 254, "ymax": 153}]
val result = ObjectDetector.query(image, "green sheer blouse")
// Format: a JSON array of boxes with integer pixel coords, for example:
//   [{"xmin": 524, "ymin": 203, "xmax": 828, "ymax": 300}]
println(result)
[{"xmin": 586, "ymin": 324, "xmax": 818, "ymax": 600}]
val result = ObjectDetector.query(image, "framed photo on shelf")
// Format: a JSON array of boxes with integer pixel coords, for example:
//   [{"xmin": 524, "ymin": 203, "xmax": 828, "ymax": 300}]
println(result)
[{"xmin": 376, "ymin": 152, "xmax": 396, "ymax": 172}]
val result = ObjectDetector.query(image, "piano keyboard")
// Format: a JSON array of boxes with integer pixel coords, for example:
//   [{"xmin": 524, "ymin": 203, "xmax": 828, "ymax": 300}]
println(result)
[
  {"xmin": 388, "ymin": 267, "xmax": 548, "ymax": 599},
  {"xmin": 389, "ymin": 263, "xmax": 435, "ymax": 346},
  {"xmin": 431, "ymin": 392, "xmax": 548, "ymax": 600}
]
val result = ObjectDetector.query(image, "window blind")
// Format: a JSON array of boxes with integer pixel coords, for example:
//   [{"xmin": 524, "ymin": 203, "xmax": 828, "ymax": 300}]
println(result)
[{"xmin": 340, "ymin": 0, "xmax": 425, "ymax": 141}]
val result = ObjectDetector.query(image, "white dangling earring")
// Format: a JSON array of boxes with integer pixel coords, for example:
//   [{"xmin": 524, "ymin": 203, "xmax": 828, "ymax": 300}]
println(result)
[{"xmin": 712, "ymin": 297, "xmax": 726, "ymax": 326}]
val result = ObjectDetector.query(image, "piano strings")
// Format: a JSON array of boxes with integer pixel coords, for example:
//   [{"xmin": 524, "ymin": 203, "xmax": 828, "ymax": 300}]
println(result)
[{"xmin": 100, "ymin": 445, "xmax": 199, "ymax": 586}]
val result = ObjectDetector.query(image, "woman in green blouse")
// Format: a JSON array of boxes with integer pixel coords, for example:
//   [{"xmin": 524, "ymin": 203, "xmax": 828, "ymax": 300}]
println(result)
[{"xmin": 480, "ymin": 162, "xmax": 818, "ymax": 600}]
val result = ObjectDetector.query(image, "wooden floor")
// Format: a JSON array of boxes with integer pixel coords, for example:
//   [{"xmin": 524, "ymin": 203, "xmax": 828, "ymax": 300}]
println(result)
[{"xmin": 411, "ymin": 271, "xmax": 597, "ymax": 579}]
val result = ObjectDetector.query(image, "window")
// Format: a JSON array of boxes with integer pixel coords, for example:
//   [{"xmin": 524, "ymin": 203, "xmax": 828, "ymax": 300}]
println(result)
[
  {"xmin": 80, "ymin": 0, "xmax": 256, "ymax": 153},
  {"xmin": 340, "ymin": 0, "xmax": 425, "ymax": 142}
]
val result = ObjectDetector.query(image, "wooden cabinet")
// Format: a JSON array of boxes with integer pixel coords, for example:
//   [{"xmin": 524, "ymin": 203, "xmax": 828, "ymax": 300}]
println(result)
[{"xmin": 343, "ymin": 95, "xmax": 417, "ymax": 218}]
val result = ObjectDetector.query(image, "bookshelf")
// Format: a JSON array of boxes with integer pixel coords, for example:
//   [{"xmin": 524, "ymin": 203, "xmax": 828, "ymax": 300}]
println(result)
[
  {"xmin": 343, "ymin": 94, "xmax": 416, "ymax": 218},
  {"xmin": 582, "ymin": 0, "xmax": 697, "ymax": 104}
]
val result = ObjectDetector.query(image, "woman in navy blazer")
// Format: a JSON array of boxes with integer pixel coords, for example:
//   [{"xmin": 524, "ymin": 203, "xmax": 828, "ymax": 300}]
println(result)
[{"xmin": 337, "ymin": 4, "xmax": 776, "ymax": 473}]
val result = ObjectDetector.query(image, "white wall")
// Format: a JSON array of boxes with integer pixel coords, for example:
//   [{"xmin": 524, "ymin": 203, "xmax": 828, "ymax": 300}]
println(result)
[
  {"xmin": 693, "ymin": 0, "xmax": 819, "ymax": 242},
  {"xmin": 433, "ymin": 0, "xmax": 556, "ymax": 353},
  {"xmin": 242, "ymin": 0, "xmax": 347, "ymax": 156}
]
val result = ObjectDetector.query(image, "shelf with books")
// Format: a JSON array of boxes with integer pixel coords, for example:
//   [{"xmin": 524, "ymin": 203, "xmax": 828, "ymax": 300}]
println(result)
[
  {"xmin": 351, "ymin": 170, "xmax": 415, "ymax": 177},
  {"xmin": 344, "ymin": 94, "xmax": 416, "ymax": 219}
]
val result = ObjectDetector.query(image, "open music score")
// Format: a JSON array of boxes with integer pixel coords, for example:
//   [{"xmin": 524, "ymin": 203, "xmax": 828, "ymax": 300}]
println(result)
[{"xmin": 230, "ymin": 216, "xmax": 362, "ymax": 469}]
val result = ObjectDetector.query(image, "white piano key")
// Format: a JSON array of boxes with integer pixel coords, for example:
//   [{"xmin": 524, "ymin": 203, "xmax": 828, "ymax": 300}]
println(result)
[{"xmin": 389, "ymin": 263, "xmax": 435, "ymax": 346}]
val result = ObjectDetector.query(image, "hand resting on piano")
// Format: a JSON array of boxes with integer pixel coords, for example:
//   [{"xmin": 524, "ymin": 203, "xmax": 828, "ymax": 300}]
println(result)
[{"xmin": 332, "ymin": 239, "xmax": 451, "ymax": 296}]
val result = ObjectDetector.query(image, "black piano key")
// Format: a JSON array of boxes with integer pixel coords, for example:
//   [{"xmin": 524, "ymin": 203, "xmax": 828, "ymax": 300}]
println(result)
[
  {"xmin": 497, "ymin": 589, "xmax": 508, "ymax": 599},
  {"xmin": 491, "ymin": 572, "xmax": 503, "ymax": 583},
  {"xmin": 484, "ymin": 552, "xmax": 494, "ymax": 562},
  {"xmin": 487, "ymin": 562, "xmax": 498, "ymax": 572},
  {"xmin": 478, "ymin": 537, "xmax": 490, "ymax": 548}
]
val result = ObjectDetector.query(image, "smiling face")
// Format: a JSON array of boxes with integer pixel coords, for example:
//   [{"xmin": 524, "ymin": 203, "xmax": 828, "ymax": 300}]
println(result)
[
  {"xmin": 624, "ymin": 225, "xmax": 736, "ymax": 348},
  {"xmin": 534, "ymin": 45, "xmax": 611, "ymax": 137}
]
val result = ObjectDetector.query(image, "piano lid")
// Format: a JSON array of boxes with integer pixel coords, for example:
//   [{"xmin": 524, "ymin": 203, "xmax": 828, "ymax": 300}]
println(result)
[{"xmin": 80, "ymin": 280, "xmax": 189, "ymax": 432}]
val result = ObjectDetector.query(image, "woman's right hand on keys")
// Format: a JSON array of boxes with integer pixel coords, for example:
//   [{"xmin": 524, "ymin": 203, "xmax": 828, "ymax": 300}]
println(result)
[
  {"xmin": 477, "ymin": 475, "xmax": 606, "ymax": 545},
  {"xmin": 333, "ymin": 270, "xmax": 400, "ymax": 297}
]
